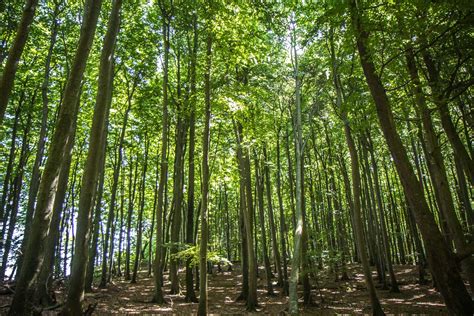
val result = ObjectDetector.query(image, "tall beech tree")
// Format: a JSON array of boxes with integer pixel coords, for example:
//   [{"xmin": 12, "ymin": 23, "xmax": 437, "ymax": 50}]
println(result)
[
  {"xmin": 197, "ymin": 27, "xmax": 212, "ymax": 316},
  {"xmin": 62, "ymin": 0, "xmax": 122, "ymax": 312}
]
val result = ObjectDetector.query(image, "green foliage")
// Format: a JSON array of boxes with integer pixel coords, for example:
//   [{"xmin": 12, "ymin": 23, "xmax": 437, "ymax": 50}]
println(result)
[{"xmin": 171, "ymin": 244, "xmax": 232, "ymax": 268}]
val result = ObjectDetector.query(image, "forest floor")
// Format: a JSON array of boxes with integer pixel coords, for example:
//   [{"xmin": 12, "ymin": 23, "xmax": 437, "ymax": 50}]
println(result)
[{"xmin": 0, "ymin": 263, "xmax": 450, "ymax": 315}]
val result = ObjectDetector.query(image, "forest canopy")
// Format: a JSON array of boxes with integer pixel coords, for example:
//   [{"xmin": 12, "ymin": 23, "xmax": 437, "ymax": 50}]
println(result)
[{"xmin": 0, "ymin": 0, "xmax": 473, "ymax": 315}]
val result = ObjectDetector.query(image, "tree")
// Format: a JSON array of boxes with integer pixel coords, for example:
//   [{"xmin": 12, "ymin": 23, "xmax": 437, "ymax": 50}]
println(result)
[
  {"xmin": 8, "ymin": 0, "xmax": 103, "ymax": 314},
  {"xmin": 62, "ymin": 0, "xmax": 121, "ymax": 312},
  {"xmin": 0, "ymin": 0, "xmax": 38, "ymax": 126},
  {"xmin": 197, "ymin": 27, "xmax": 213, "ymax": 316}
]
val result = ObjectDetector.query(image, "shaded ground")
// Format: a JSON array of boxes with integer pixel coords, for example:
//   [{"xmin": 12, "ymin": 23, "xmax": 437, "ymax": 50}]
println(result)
[
  {"xmin": 83, "ymin": 264, "xmax": 448, "ymax": 314},
  {"xmin": 0, "ymin": 264, "xmax": 450, "ymax": 314}
]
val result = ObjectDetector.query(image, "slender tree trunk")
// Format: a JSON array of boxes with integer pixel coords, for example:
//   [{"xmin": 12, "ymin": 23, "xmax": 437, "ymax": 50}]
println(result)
[
  {"xmin": 454, "ymin": 156, "xmax": 474, "ymax": 231},
  {"xmin": 152, "ymin": 7, "xmax": 171, "ymax": 303},
  {"xmin": 263, "ymin": 145, "xmax": 284, "ymax": 287},
  {"xmin": 131, "ymin": 138, "xmax": 149, "ymax": 283},
  {"xmin": 35, "ymin": 106, "xmax": 77, "ymax": 305},
  {"xmin": 360, "ymin": 140, "xmax": 385, "ymax": 285},
  {"xmin": 197, "ymin": 32, "xmax": 212, "ymax": 316},
  {"xmin": 236, "ymin": 183, "xmax": 249, "ymax": 301},
  {"xmin": 350, "ymin": 2, "xmax": 472, "ymax": 313},
  {"xmin": 22, "ymin": 4, "xmax": 60, "ymax": 266},
  {"xmin": 84, "ymin": 157, "xmax": 106, "ymax": 292},
  {"xmin": 125, "ymin": 158, "xmax": 138, "ymax": 280},
  {"xmin": 255, "ymin": 155, "xmax": 274, "ymax": 295},
  {"xmin": 117, "ymin": 174, "xmax": 125, "ymax": 277},
  {"xmin": 367, "ymin": 133, "xmax": 399, "ymax": 292},
  {"xmin": 383, "ymin": 162, "xmax": 406, "ymax": 265},
  {"xmin": 148, "ymin": 157, "xmax": 159, "ymax": 276},
  {"xmin": 345, "ymin": 123, "xmax": 385, "ymax": 315},
  {"xmin": 9, "ymin": 1, "xmax": 103, "ymax": 314},
  {"xmin": 0, "ymin": 0, "xmax": 38, "ymax": 126},
  {"xmin": 100, "ymin": 75, "xmax": 134, "ymax": 287},
  {"xmin": 63, "ymin": 1, "xmax": 120, "ymax": 312},
  {"xmin": 285, "ymin": 128, "xmax": 297, "ymax": 231},
  {"xmin": 276, "ymin": 133, "xmax": 289, "ymax": 295},
  {"xmin": 185, "ymin": 13, "xmax": 198, "ymax": 303},
  {"xmin": 289, "ymin": 21, "xmax": 304, "ymax": 315},
  {"xmin": 169, "ymin": 102, "xmax": 187, "ymax": 294}
]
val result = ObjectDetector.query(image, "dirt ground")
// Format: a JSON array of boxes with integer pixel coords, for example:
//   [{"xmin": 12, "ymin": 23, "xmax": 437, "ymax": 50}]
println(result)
[{"xmin": 0, "ymin": 264, "xmax": 451, "ymax": 315}]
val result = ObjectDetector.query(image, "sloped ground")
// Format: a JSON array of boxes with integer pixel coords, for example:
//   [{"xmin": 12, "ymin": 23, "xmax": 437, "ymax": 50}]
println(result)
[{"xmin": 0, "ymin": 264, "xmax": 450, "ymax": 314}]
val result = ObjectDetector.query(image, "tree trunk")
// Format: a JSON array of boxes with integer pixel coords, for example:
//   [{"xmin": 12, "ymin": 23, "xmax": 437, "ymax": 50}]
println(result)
[
  {"xmin": 99, "ymin": 75, "xmax": 134, "ymax": 287},
  {"xmin": 0, "ymin": 0, "xmax": 38, "ymax": 126},
  {"xmin": 289, "ymin": 22, "xmax": 304, "ymax": 315},
  {"xmin": 35, "ymin": 107, "xmax": 77, "ymax": 305},
  {"xmin": 131, "ymin": 138, "xmax": 149, "ymax": 284},
  {"xmin": 263, "ymin": 145, "xmax": 284, "ymax": 287},
  {"xmin": 367, "ymin": 133, "xmax": 399, "ymax": 292},
  {"xmin": 125, "ymin": 158, "xmax": 138, "ymax": 280},
  {"xmin": 152, "ymin": 6, "xmax": 171, "ymax": 303},
  {"xmin": 9, "ymin": 0, "xmax": 103, "ymax": 313},
  {"xmin": 234, "ymin": 119, "xmax": 258, "ymax": 311},
  {"xmin": 197, "ymin": 32, "xmax": 212, "ymax": 316},
  {"xmin": 185, "ymin": 13, "xmax": 198, "ymax": 303},
  {"xmin": 85, "ymin": 156, "xmax": 106, "ymax": 292},
  {"xmin": 236, "ymin": 180, "xmax": 249, "ymax": 301},
  {"xmin": 350, "ymin": 2, "xmax": 473, "ymax": 313},
  {"xmin": 276, "ymin": 133, "xmax": 289, "ymax": 295},
  {"xmin": 255, "ymin": 154, "xmax": 274, "ymax": 295},
  {"xmin": 22, "ymin": 4, "xmax": 59, "ymax": 267},
  {"xmin": 63, "ymin": 1, "xmax": 120, "ymax": 312},
  {"xmin": 328, "ymin": 28, "xmax": 384, "ymax": 311},
  {"xmin": 169, "ymin": 94, "xmax": 187, "ymax": 294},
  {"xmin": 345, "ymin": 122, "xmax": 385, "ymax": 315}
]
